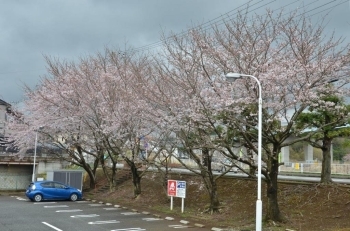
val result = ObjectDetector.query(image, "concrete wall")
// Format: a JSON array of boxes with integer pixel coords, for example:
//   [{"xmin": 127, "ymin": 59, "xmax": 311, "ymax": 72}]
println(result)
[{"xmin": 37, "ymin": 161, "xmax": 65, "ymax": 175}]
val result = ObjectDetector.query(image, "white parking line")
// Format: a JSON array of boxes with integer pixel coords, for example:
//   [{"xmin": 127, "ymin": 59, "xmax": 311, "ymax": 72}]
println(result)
[
  {"xmin": 111, "ymin": 228, "xmax": 145, "ymax": 231},
  {"xmin": 88, "ymin": 220, "xmax": 120, "ymax": 224},
  {"xmin": 44, "ymin": 205, "xmax": 69, "ymax": 208},
  {"xmin": 142, "ymin": 217, "xmax": 164, "ymax": 221},
  {"xmin": 42, "ymin": 222, "xmax": 63, "ymax": 231},
  {"xmin": 88, "ymin": 204, "xmax": 103, "ymax": 206},
  {"xmin": 121, "ymin": 212, "xmax": 139, "ymax": 215},
  {"xmin": 56, "ymin": 209, "xmax": 82, "ymax": 212},
  {"xmin": 169, "ymin": 224, "xmax": 190, "ymax": 229},
  {"xmin": 71, "ymin": 214, "xmax": 100, "ymax": 218},
  {"xmin": 103, "ymin": 207, "xmax": 120, "ymax": 210},
  {"xmin": 34, "ymin": 202, "xmax": 57, "ymax": 205}
]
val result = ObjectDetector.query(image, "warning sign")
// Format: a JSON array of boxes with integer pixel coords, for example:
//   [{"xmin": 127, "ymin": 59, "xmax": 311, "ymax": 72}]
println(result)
[
  {"xmin": 167, "ymin": 180, "xmax": 177, "ymax": 197},
  {"xmin": 167, "ymin": 180, "xmax": 186, "ymax": 198}
]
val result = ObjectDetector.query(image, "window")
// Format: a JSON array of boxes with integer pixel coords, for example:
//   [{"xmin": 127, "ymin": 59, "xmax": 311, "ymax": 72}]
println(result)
[
  {"xmin": 41, "ymin": 182, "xmax": 53, "ymax": 188},
  {"xmin": 53, "ymin": 182, "xmax": 66, "ymax": 189}
]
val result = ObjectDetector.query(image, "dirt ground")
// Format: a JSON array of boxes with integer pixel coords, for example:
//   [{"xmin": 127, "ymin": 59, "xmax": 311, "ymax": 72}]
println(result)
[{"xmin": 85, "ymin": 171, "xmax": 350, "ymax": 231}]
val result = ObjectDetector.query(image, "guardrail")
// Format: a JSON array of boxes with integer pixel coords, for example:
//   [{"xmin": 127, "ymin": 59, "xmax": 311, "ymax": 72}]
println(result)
[{"xmin": 278, "ymin": 162, "xmax": 350, "ymax": 175}]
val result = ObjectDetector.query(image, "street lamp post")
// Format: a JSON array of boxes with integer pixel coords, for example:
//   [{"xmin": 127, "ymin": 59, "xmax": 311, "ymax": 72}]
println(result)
[
  {"xmin": 32, "ymin": 126, "xmax": 43, "ymax": 182},
  {"xmin": 225, "ymin": 72, "xmax": 262, "ymax": 231},
  {"xmin": 32, "ymin": 131, "xmax": 38, "ymax": 182}
]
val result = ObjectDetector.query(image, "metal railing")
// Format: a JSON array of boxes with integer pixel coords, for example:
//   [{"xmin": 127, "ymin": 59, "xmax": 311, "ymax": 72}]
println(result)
[
  {"xmin": 279, "ymin": 162, "xmax": 350, "ymax": 175},
  {"xmin": 0, "ymin": 173, "xmax": 31, "ymax": 190}
]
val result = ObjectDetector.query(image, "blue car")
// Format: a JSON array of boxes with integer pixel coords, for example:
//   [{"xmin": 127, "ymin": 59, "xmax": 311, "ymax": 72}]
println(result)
[{"xmin": 25, "ymin": 181, "xmax": 83, "ymax": 202}]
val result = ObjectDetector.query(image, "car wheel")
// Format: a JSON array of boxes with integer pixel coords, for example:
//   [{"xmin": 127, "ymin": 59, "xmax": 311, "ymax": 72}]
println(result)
[
  {"xmin": 34, "ymin": 194, "xmax": 43, "ymax": 202},
  {"xmin": 70, "ymin": 193, "xmax": 78, "ymax": 201}
]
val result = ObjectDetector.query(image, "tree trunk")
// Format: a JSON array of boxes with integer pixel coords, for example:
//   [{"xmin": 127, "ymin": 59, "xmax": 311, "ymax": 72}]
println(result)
[
  {"xmin": 200, "ymin": 169, "xmax": 220, "ymax": 213},
  {"xmin": 111, "ymin": 162, "xmax": 118, "ymax": 189},
  {"xmin": 86, "ymin": 168, "xmax": 96, "ymax": 189},
  {"xmin": 208, "ymin": 176, "xmax": 220, "ymax": 213},
  {"xmin": 201, "ymin": 148, "xmax": 220, "ymax": 213},
  {"xmin": 100, "ymin": 154, "xmax": 113, "ymax": 190},
  {"xmin": 80, "ymin": 159, "xmax": 97, "ymax": 189},
  {"xmin": 198, "ymin": 159, "xmax": 219, "ymax": 213},
  {"xmin": 321, "ymin": 137, "xmax": 333, "ymax": 184},
  {"xmin": 266, "ymin": 158, "xmax": 283, "ymax": 222},
  {"xmin": 130, "ymin": 162, "xmax": 142, "ymax": 197}
]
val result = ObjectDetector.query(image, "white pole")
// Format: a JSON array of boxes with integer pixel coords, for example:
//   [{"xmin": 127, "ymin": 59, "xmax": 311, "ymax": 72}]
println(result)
[
  {"xmin": 181, "ymin": 198, "xmax": 184, "ymax": 213},
  {"xmin": 32, "ymin": 131, "xmax": 38, "ymax": 182},
  {"xmin": 225, "ymin": 73, "xmax": 262, "ymax": 231},
  {"xmin": 256, "ymin": 83, "xmax": 262, "ymax": 231},
  {"xmin": 170, "ymin": 196, "xmax": 173, "ymax": 210}
]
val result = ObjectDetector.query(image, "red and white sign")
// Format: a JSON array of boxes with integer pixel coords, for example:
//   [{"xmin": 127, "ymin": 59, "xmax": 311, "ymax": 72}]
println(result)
[
  {"xmin": 167, "ymin": 180, "xmax": 177, "ymax": 197},
  {"xmin": 167, "ymin": 180, "xmax": 186, "ymax": 198},
  {"xmin": 168, "ymin": 180, "xmax": 187, "ymax": 213}
]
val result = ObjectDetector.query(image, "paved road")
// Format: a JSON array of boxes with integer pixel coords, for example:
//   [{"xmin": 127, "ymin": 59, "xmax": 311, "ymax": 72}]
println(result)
[{"xmin": 0, "ymin": 195, "xmax": 210, "ymax": 231}]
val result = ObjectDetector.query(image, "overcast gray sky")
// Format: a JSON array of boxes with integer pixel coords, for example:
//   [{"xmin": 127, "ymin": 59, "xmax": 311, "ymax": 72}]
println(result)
[{"xmin": 0, "ymin": 0, "xmax": 349, "ymax": 105}]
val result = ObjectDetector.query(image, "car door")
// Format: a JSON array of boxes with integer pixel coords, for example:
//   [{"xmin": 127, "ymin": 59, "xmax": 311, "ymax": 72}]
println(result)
[
  {"xmin": 53, "ymin": 182, "xmax": 71, "ymax": 199},
  {"xmin": 40, "ymin": 182, "xmax": 56, "ymax": 199}
]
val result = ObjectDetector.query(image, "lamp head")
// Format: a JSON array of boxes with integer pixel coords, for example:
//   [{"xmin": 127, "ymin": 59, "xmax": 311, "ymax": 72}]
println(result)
[{"xmin": 225, "ymin": 72, "xmax": 243, "ymax": 82}]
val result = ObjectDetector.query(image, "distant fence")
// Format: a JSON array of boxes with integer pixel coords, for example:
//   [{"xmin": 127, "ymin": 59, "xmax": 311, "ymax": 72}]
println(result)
[
  {"xmin": 279, "ymin": 162, "xmax": 350, "ymax": 175},
  {"xmin": 0, "ymin": 173, "xmax": 31, "ymax": 190}
]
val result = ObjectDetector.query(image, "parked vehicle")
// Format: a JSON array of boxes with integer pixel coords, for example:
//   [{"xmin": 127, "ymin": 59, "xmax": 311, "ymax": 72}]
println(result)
[{"xmin": 25, "ymin": 180, "xmax": 83, "ymax": 202}]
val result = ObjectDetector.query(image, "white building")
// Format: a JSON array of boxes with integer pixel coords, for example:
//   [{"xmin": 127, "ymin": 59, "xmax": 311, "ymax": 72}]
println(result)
[{"xmin": 0, "ymin": 99, "xmax": 11, "ymax": 152}]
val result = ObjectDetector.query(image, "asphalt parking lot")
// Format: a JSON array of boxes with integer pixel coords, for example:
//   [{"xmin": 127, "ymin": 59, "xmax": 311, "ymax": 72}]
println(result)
[{"xmin": 0, "ymin": 194, "xmax": 211, "ymax": 231}]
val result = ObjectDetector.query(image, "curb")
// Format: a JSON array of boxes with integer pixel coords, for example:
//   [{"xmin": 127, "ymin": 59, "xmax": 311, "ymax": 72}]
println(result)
[{"xmin": 87, "ymin": 199, "xmax": 208, "ymax": 228}]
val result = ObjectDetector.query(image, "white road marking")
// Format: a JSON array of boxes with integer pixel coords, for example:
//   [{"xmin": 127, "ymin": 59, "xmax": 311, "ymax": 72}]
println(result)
[
  {"xmin": 88, "ymin": 220, "xmax": 120, "ymax": 224},
  {"xmin": 34, "ymin": 202, "xmax": 57, "ymax": 205},
  {"xmin": 44, "ymin": 205, "xmax": 69, "ymax": 208},
  {"xmin": 88, "ymin": 204, "xmax": 103, "ymax": 206},
  {"xmin": 42, "ymin": 222, "xmax": 63, "ymax": 231},
  {"xmin": 71, "ymin": 214, "xmax": 100, "ymax": 218},
  {"xmin": 111, "ymin": 228, "xmax": 145, "ymax": 231},
  {"xmin": 121, "ymin": 212, "xmax": 139, "ymax": 215},
  {"xmin": 169, "ymin": 224, "xmax": 190, "ymax": 229},
  {"xmin": 16, "ymin": 197, "xmax": 28, "ymax": 201},
  {"xmin": 56, "ymin": 209, "xmax": 82, "ymax": 212},
  {"xmin": 103, "ymin": 207, "xmax": 120, "ymax": 210},
  {"xmin": 76, "ymin": 201, "xmax": 88, "ymax": 203},
  {"xmin": 142, "ymin": 217, "xmax": 164, "ymax": 221}
]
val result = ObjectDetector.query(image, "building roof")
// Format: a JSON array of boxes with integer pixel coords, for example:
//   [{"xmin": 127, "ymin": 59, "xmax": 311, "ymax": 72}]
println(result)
[{"xmin": 0, "ymin": 99, "xmax": 11, "ymax": 107}]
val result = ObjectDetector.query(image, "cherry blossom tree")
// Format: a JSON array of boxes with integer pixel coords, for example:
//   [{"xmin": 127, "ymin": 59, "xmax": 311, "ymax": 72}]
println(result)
[
  {"xmin": 7, "ymin": 57, "xmax": 110, "ymax": 188},
  {"xmin": 7, "ymin": 6, "xmax": 350, "ymax": 225},
  {"xmin": 137, "ymin": 27, "xmax": 235, "ymax": 213},
  {"xmin": 154, "ymin": 8, "xmax": 350, "ymax": 221}
]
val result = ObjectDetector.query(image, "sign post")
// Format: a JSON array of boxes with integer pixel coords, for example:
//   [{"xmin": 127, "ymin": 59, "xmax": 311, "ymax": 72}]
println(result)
[{"xmin": 167, "ymin": 180, "xmax": 186, "ymax": 213}]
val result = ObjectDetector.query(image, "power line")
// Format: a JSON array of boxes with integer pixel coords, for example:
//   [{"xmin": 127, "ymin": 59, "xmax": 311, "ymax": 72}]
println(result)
[
  {"xmin": 129, "ymin": 0, "xmax": 277, "ymax": 53},
  {"xmin": 127, "ymin": 0, "xmax": 348, "ymax": 54}
]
